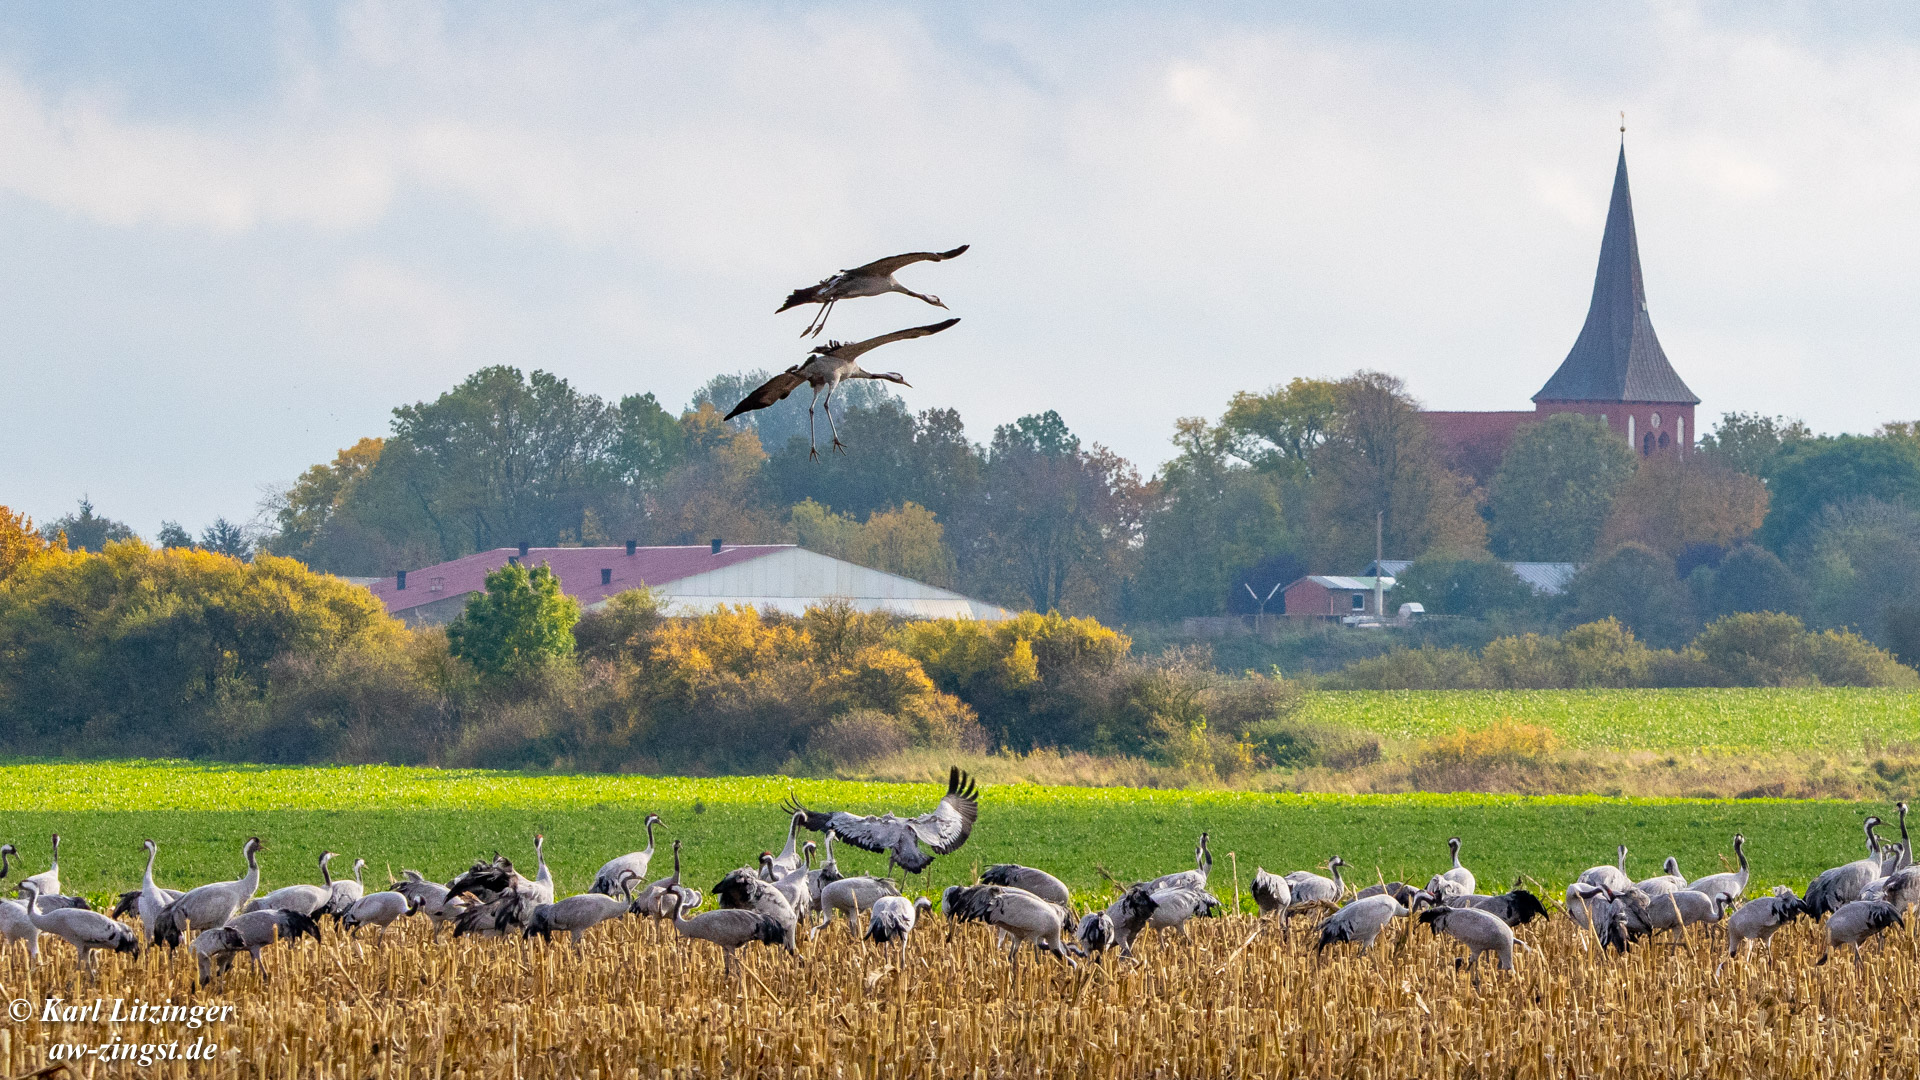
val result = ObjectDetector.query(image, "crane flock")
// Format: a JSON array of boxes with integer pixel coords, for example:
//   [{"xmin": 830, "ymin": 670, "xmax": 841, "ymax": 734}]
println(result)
[{"xmin": 1, "ymin": 786, "xmax": 1913, "ymax": 989}]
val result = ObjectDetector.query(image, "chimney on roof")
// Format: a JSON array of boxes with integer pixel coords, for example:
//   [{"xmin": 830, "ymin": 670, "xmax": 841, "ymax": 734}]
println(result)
[
  {"xmin": 626, "ymin": 540, "xmax": 637, "ymax": 556},
  {"xmin": 508, "ymin": 555, "xmax": 519, "ymax": 566},
  {"xmin": 518, "ymin": 541, "xmax": 530, "ymax": 559},
  {"xmin": 711, "ymin": 538, "xmax": 723, "ymax": 555},
  {"xmin": 396, "ymin": 570, "xmax": 407, "ymax": 590},
  {"xmin": 601, "ymin": 568, "xmax": 612, "ymax": 585}
]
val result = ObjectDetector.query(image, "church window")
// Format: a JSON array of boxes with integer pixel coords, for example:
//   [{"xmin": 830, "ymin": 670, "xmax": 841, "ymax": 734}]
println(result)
[
  {"xmin": 1650, "ymin": 412, "xmax": 1662, "ymax": 429},
  {"xmin": 1642, "ymin": 433, "xmax": 1655, "ymax": 454}
]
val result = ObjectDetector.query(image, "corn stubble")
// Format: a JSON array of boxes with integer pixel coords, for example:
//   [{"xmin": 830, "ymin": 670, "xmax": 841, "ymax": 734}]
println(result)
[{"xmin": 2, "ymin": 915, "xmax": 1916, "ymax": 1078}]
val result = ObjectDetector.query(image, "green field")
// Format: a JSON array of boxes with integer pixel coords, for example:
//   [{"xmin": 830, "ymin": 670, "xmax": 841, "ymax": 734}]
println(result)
[
  {"xmin": 1299, "ymin": 688, "xmax": 1920, "ymax": 750},
  {"xmin": 0, "ymin": 760, "xmax": 1898, "ymax": 910}
]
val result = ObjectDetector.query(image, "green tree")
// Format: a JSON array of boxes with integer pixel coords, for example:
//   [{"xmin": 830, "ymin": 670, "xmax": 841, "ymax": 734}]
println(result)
[
  {"xmin": 693, "ymin": 369, "xmax": 900, "ymax": 458},
  {"xmin": 1219, "ymin": 377, "xmax": 1341, "ymax": 477},
  {"xmin": 199, "ymin": 518, "xmax": 253, "ymax": 559},
  {"xmin": 1797, "ymin": 498, "xmax": 1920, "ymax": 644},
  {"xmin": 1697, "ymin": 411, "xmax": 1812, "ymax": 476},
  {"xmin": 1395, "ymin": 553, "xmax": 1534, "ymax": 618},
  {"xmin": 39, "ymin": 498, "xmax": 139, "ymax": 552},
  {"xmin": 766, "ymin": 401, "xmax": 984, "ymax": 524},
  {"xmin": 1692, "ymin": 543, "xmax": 1807, "ymax": 621},
  {"xmin": 1488, "ymin": 413, "xmax": 1637, "ymax": 561},
  {"xmin": 1133, "ymin": 417, "xmax": 1292, "ymax": 618},
  {"xmin": 446, "ymin": 562, "xmax": 581, "ymax": 679},
  {"xmin": 155, "ymin": 521, "xmax": 194, "ymax": 549},
  {"xmin": 1759, "ymin": 435, "xmax": 1920, "ymax": 552},
  {"xmin": 1568, "ymin": 542, "xmax": 1696, "ymax": 648}
]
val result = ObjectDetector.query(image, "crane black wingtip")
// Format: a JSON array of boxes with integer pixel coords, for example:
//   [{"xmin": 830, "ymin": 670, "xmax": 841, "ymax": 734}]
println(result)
[{"xmin": 939, "ymin": 244, "xmax": 969, "ymax": 259}]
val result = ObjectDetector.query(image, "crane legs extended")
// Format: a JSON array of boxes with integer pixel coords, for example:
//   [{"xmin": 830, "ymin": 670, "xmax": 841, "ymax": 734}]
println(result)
[{"xmin": 802, "ymin": 299, "xmax": 836, "ymax": 338}]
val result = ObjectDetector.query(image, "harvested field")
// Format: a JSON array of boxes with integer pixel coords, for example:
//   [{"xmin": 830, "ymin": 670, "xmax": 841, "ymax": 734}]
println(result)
[{"xmin": 2, "ymin": 907, "xmax": 1916, "ymax": 1078}]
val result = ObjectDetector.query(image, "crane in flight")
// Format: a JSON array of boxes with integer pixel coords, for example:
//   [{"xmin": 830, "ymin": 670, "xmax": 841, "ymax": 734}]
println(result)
[
  {"xmin": 724, "ymin": 318, "xmax": 959, "ymax": 459},
  {"xmin": 778, "ymin": 245, "xmax": 968, "ymax": 338}
]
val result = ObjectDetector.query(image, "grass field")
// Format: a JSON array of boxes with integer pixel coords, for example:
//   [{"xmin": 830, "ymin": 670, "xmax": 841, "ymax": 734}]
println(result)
[
  {"xmin": 0, "ymin": 760, "xmax": 1899, "ymax": 907},
  {"xmin": 1299, "ymin": 687, "xmax": 1920, "ymax": 750}
]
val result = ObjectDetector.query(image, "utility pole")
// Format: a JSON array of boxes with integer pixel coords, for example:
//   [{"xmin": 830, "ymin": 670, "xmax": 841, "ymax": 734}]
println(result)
[{"xmin": 1374, "ymin": 509, "xmax": 1385, "ymax": 622}]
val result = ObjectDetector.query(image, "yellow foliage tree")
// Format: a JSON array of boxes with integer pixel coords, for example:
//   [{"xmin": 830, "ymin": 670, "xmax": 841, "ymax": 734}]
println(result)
[
  {"xmin": 0, "ymin": 505, "xmax": 52, "ymax": 582},
  {"xmin": 791, "ymin": 499, "xmax": 956, "ymax": 585},
  {"xmin": 1598, "ymin": 455, "xmax": 1769, "ymax": 558}
]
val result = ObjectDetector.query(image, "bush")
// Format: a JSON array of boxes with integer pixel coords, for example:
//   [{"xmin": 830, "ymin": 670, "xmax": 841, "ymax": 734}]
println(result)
[
  {"xmin": 1395, "ymin": 554, "xmax": 1535, "ymax": 618},
  {"xmin": 807, "ymin": 709, "xmax": 910, "ymax": 770},
  {"xmin": 447, "ymin": 562, "xmax": 581, "ymax": 679},
  {"xmin": 1692, "ymin": 612, "xmax": 1815, "ymax": 686},
  {"xmin": 1417, "ymin": 719, "xmax": 1560, "ymax": 767},
  {"xmin": 1808, "ymin": 629, "xmax": 1919, "ymax": 688},
  {"xmin": 1322, "ymin": 646, "xmax": 1489, "ymax": 690},
  {"xmin": 897, "ymin": 610, "xmax": 1130, "ymax": 750}
]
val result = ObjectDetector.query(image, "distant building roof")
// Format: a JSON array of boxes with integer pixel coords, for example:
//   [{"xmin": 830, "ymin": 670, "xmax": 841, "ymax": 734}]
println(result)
[
  {"xmin": 1366, "ymin": 559, "xmax": 1579, "ymax": 597},
  {"xmin": 1300, "ymin": 575, "xmax": 1394, "ymax": 592},
  {"xmin": 1534, "ymin": 147, "xmax": 1699, "ymax": 406},
  {"xmin": 364, "ymin": 544, "xmax": 1012, "ymax": 625}
]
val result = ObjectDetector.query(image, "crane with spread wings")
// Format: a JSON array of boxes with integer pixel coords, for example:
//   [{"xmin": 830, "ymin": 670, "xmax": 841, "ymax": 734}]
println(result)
[
  {"xmin": 782, "ymin": 766, "xmax": 979, "ymax": 876},
  {"xmin": 778, "ymin": 245, "xmax": 968, "ymax": 338},
  {"xmin": 723, "ymin": 318, "xmax": 958, "ymax": 459}
]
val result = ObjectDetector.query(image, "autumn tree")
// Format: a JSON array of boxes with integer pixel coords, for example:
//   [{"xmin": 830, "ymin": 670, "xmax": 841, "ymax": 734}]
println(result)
[
  {"xmin": 644, "ymin": 404, "xmax": 783, "ymax": 545},
  {"xmin": 1487, "ymin": 413, "xmax": 1637, "ymax": 561},
  {"xmin": 790, "ymin": 499, "xmax": 956, "ymax": 586},
  {"xmin": 1697, "ymin": 411, "xmax": 1811, "ymax": 476},
  {"xmin": 0, "ymin": 506, "xmax": 51, "ymax": 582},
  {"xmin": 1306, "ymin": 372, "xmax": 1484, "ymax": 569},
  {"xmin": 1597, "ymin": 455, "xmax": 1769, "ymax": 559}
]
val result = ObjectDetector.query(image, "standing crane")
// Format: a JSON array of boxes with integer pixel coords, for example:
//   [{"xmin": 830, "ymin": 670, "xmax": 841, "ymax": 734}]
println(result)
[
  {"xmin": 1805, "ymin": 820, "xmax": 1885, "ymax": 917},
  {"xmin": 1578, "ymin": 845, "xmax": 1632, "ymax": 893},
  {"xmin": 778, "ymin": 245, "xmax": 968, "ymax": 338},
  {"xmin": 942, "ymin": 884, "xmax": 1077, "ymax": 983},
  {"xmin": 1686, "ymin": 834, "xmax": 1750, "ymax": 904},
  {"xmin": 665, "ymin": 842, "xmax": 789, "ymax": 974},
  {"xmin": 246, "ymin": 850, "xmax": 340, "ymax": 917},
  {"xmin": 1816, "ymin": 900, "xmax": 1904, "ymax": 967},
  {"xmin": 591, "ymin": 813, "xmax": 664, "ymax": 895},
  {"xmin": 864, "ymin": 895, "xmax": 934, "ymax": 964},
  {"xmin": 1145, "ymin": 834, "xmax": 1212, "ymax": 893},
  {"xmin": 980, "ymin": 864, "xmax": 1071, "ymax": 907},
  {"xmin": 1439, "ymin": 837, "xmax": 1475, "ymax": 897},
  {"xmin": 725, "ymin": 319, "xmax": 960, "ymax": 459},
  {"xmin": 17, "ymin": 833, "xmax": 60, "ymax": 900},
  {"xmin": 19, "ymin": 882, "xmax": 139, "ymax": 977},
  {"xmin": 154, "ymin": 837, "xmax": 262, "ymax": 947}
]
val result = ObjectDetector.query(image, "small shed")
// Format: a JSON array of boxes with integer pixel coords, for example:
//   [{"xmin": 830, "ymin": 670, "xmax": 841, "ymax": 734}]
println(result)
[{"xmin": 1283, "ymin": 575, "xmax": 1394, "ymax": 619}]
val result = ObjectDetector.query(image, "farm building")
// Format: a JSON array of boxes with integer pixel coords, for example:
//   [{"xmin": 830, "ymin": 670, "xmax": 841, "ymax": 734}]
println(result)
[
  {"xmin": 363, "ymin": 542, "xmax": 1012, "ymax": 626},
  {"xmin": 1282, "ymin": 575, "xmax": 1396, "ymax": 620},
  {"xmin": 1365, "ymin": 559, "xmax": 1579, "ymax": 597}
]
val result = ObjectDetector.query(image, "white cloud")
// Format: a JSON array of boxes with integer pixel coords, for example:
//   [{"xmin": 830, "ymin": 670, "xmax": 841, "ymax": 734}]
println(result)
[{"xmin": 4, "ymin": 2, "xmax": 1920, "ymax": 532}]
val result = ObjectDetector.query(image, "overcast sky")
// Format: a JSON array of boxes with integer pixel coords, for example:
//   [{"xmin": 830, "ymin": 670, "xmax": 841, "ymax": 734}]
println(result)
[{"xmin": 5, "ymin": 2, "xmax": 1920, "ymax": 536}]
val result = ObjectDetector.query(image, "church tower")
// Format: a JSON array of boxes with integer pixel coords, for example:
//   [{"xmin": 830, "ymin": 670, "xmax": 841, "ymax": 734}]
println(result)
[{"xmin": 1532, "ymin": 145, "xmax": 1698, "ymax": 456}]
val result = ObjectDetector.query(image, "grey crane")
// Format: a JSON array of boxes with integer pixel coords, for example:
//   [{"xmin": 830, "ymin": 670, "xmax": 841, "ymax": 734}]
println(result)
[
  {"xmin": 1419, "ymin": 902, "xmax": 1525, "ymax": 971},
  {"xmin": 1564, "ymin": 881, "xmax": 1613, "ymax": 943},
  {"xmin": 394, "ymin": 871, "xmax": 468, "ymax": 940},
  {"xmin": 0, "ymin": 846, "xmax": 37, "ymax": 961},
  {"xmin": 1630, "ymin": 886, "xmax": 1733, "ymax": 946},
  {"xmin": 447, "ymin": 841, "xmax": 550, "ymax": 937},
  {"xmin": 769, "ymin": 811, "xmax": 809, "ymax": 876},
  {"xmin": 981, "ymin": 864, "xmax": 1071, "ymax": 907},
  {"xmin": 1686, "ymin": 834, "xmax": 1749, "ymax": 904},
  {"xmin": 16, "ymin": 833, "xmax": 60, "ymax": 901},
  {"xmin": 1863, "ymin": 865, "xmax": 1920, "ymax": 914},
  {"xmin": 766, "ymin": 851, "xmax": 816, "ymax": 915},
  {"xmin": 1145, "ymin": 833, "xmax": 1212, "ymax": 894},
  {"xmin": 778, "ymin": 245, "xmax": 968, "ymax": 338},
  {"xmin": 193, "ymin": 908, "xmax": 321, "ymax": 985},
  {"xmin": 631, "ymin": 871, "xmax": 702, "ymax": 920},
  {"xmin": 942, "ymin": 884, "xmax": 1077, "ymax": 982},
  {"xmin": 1717, "ymin": 886, "xmax": 1811, "ymax": 975},
  {"xmin": 1456, "ymin": 881, "xmax": 1551, "ymax": 928},
  {"xmin": 864, "ymin": 895, "xmax": 933, "ymax": 965},
  {"xmin": 1089, "ymin": 885, "xmax": 1158, "ymax": 959},
  {"xmin": 130, "ymin": 840, "xmax": 183, "ymax": 940},
  {"xmin": 322, "ymin": 857, "xmax": 367, "ymax": 922},
  {"xmin": 526, "ymin": 881, "xmax": 635, "ymax": 949},
  {"xmin": 784, "ymin": 765, "xmax": 979, "ymax": 876},
  {"xmin": 1146, "ymin": 888, "xmax": 1220, "ymax": 934},
  {"xmin": 1314, "ymin": 892, "xmax": 1415, "ymax": 955},
  {"xmin": 1636, "ymin": 857, "xmax": 1687, "ymax": 897},
  {"xmin": 1439, "ymin": 837, "xmax": 1476, "ymax": 897},
  {"xmin": 811, "ymin": 875, "xmax": 902, "ymax": 938},
  {"xmin": 1816, "ymin": 899, "xmax": 1904, "ymax": 967},
  {"xmin": 1424, "ymin": 872, "xmax": 1469, "ymax": 902},
  {"xmin": 805, "ymin": 832, "xmax": 844, "ymax": 912},
  {"xmin": 726, "ymin": 319, "xmax": 960, "ymax": 459},
  {"xmin": 590, "ymin": 813, "xmax": 664, "ymax": 895},
  {"xmin": 154, "ymin": 836, "xmax": 261, "ymax": 947},
  {"xmin": 713, "ymin": 858, "xmax": 800, "ymax": 950},
  {"xmin": 666, "ymin": 842, "xmax": 789, "ymax": 974},
  {"xmin": 1355, "ymin": 881, "xmax": 1421, "ymax": 904},
  {"xmin": 1076, "ymin": 910, "xmax": 1117, "ymax": 960},
  {"xmin": 1578, "ymin": 845, "xmax": 1632, "ymax": 893},
  {"xmin": 1287, "ymin": 857, "xmax": 1348, "ymax": 909},
  {"xmin": 1881, "ymin": 801, "xmax": 1912, "ymax": 875},
  {"xmin": 1250, "ymin": 867, "xmax": 1293, "ymax": 922},
  {"xmin": 19, "ymin": 882, "xmax": 138, "ymax": 976},
  {"xmin": 342, "ymin": 891, "xmax": 417, "ymax": 942},
  {"xmin": 1805, "ymin": 819, "xmax": 1886, "ymax": 917},
  {"xmin": 246, "ymin": 850, "xmax": 339, "ymax": 917}
]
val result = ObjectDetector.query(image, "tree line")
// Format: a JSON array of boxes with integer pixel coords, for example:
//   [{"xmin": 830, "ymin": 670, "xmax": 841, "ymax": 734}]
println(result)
[{"xmin": 32, "ymin": 365, "xmax": 1920, "ymax": 667}]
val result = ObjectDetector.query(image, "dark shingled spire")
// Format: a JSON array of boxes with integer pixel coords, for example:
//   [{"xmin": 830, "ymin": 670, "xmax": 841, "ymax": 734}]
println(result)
[{"xmin": 1534, "ymin": 148, "xmax": 1698, "ymax": 405}]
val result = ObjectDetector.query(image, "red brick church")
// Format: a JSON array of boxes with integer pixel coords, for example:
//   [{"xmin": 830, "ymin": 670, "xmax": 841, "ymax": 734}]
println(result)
[{"xmin": 1425, "ymin": 145, "xmax": 1699, "ymax": 481}]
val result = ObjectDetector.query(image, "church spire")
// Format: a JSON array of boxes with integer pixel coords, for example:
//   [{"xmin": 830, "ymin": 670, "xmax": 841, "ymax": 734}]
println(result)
[{"xmin": 1533, "ymin": 146, "xmax": 1698, "ymax": 405}]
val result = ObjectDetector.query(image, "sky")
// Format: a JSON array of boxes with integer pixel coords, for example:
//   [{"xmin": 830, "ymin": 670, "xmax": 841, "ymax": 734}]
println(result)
[{"xmin": 4, "ymin": 1, "xmax": 1920, "ymax": 537}]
